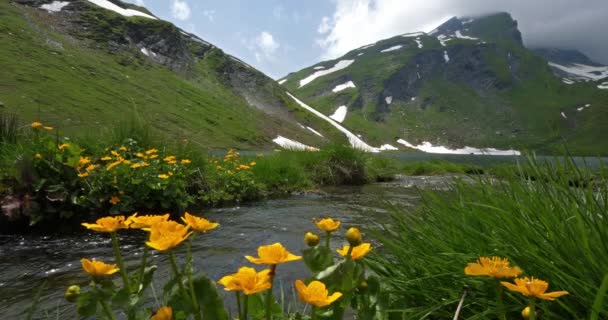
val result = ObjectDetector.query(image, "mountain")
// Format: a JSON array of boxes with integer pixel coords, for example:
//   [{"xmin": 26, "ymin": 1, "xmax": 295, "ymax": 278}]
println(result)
[
  {"xmin": 280, "ymin": 13, "xmax": 608, "ymax": 155},
  {"xmin": 1, "ymin": 0, "xmax": 342, "ymax": 150}
]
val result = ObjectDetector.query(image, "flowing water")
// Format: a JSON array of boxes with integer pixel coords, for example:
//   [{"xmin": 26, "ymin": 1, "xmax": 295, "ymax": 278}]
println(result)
[{"xmin": 0, "ymin": 176, "xmax": 459, "ymax": 319}]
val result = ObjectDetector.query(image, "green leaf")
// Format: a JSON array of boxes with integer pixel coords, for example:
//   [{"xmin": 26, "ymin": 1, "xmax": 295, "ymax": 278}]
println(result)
[
  {"xmin": 192, "ymin": 274, "xmax": 229, "ymax": 320},
  {"xmin": 303, "ymin": 246, "xmax": 334, "ymax": 273},
  {"xmin": 76, "ymin": 291, "xmax": 98, "ymax": 317},
  {"xmin": 139, "ymin": 265, "xmax": 158, "ymax": 293}
]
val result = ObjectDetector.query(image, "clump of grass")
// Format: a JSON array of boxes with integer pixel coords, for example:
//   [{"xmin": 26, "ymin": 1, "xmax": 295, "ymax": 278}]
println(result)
[
  {"xmin": 369, "ymin": 157, "xmax": 608, "ymax": 319},
  {"xmin": 0, "ymin": 111, "xmax": 20, "ymax": 144}
]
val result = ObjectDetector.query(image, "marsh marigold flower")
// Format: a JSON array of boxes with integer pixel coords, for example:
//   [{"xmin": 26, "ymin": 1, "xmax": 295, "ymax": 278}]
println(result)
[
  {"xmin": 145, "ymin": 220, "xmax": 192, "ymax": 251},
  {"xmin": 35, "ymin": 153, "xmax": 42, "ymax": 159},
  {"xmin": 337, "ymin": 243, "xmax": 372, "ymax": 260},
  {"xmin": 501, "ymin": 277, "xmax": 569, "ymax": 301},
  {"xmin": 119, "ymin": 146, "xmax": 127, "ymax": 151},
  {"xmin": 304, "ymin": 232, "xmax": 320, "ymax": 247},
  {"xmin": 145, "ymin": 148, "xmax": 158, "ymax": 155},
  {"xmin": 464, "ymin": 256, "xmax": 523, "ymax": 279},
  {"xmin": 181, "ymin": 212, "xmax": 219, "ymax": 233},
  {"xmin": 151, "ymin": 306, "xmax": 172, "ymax": 320},
  {"xmin": 58, "ymin": 143, "xmax": 70, "ymax": 150},
  {"xmin": 295, "ymin": 280, "xmax": 342, "ymax": 307},
  {"xmin": 109, "ymin": 196, "xmax": 120, "ymax": 205},
  {"xmin": 43, "ymin": 126, "xmax": 53, "ymax": 131},
  {"xmin": 82, "ymin": 216, "xmax": 128, "ymax": 232},
  {"xmin": 31, "ymin": 121, "xmax": 43, "ymax": 128},
  {"xmin": 100, "ymin": 156, "xmax": 112, "ymax": 161},
  {"xmin": 127, "ymin": 213, "xmax": 170, "ymax": 229},
  {"xmin": 81, "ymin": 258, "xmax": 119, "ymax": 276},
  {"xmin": 181, "ymin": 159, "xmax": 191, "ymax": 164},
  {"xmin": 158, "ymin": 174, "xmax": 169, "ymax": 179},
  {"xmin": 314, "ymin": 218, "xmax": 341, "ymax": 232},
  {"xmin": 522, "ymin": 306, "xmax": 531, "ymax": 319},
  {"xmin": 345, "ymin": 227, "xmax": 362, "ymax": 246},
  {"xmin": 218, "ymin": 267, "xmax": 272, "ymax": 295},
  {"xmin": 78, "ymin": 172, "xmax": 89, "ymax": 178},
  {"xmin": 245, "ymin": 243, "xmax": 302, "ymax": 265}
]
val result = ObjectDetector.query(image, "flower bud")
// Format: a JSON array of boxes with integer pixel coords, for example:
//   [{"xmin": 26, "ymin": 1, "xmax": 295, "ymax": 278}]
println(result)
[
  {"xmin": 65, "ymin": 285, "xmax": 81, "ymax": 303},
  {"xmin": 304, "ymin": 232, "xmax": 320, "ymax": 247},
  {"xmin": 521, "ymin": 306, "xmax": 530, "ymax": 319},
  {"xmin": 345, "ymin": 227, "xmax": 362, "ymax": 246}
]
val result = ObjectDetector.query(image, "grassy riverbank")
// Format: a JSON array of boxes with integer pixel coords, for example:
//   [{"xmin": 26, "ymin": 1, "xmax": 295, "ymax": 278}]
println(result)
[
  {"xmin": 0, "ymin": 112, "xmax": 396, "ymax": 231},
  {"xmin": 369, "ymin": 159, "xmax": 608, "ymax": 319}
]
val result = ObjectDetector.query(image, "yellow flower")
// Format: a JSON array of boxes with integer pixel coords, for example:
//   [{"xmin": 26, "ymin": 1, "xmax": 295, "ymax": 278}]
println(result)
[
  {"xmin": 58, "ymin": 143, "xmax": 70, "ymax": 150},
  {"xmin": 100, "ymin": 156, "xmax": 112, "ymax": 161},
  {"xmin": 245, "ymin": 243, "xmax": 302, "ymax": 265},
  {"xmin": 163, "ymin": 156, "xmax": 176, "ymax": 162},
  {"xmin": 122, "ymin": 160, "xmax": 131, "ymax": 165},
  {"xmin": 85, "ymin": 164, "xmax": 97, "ymax": 172},
  {"xmin": 131, "ymin": 163, "xmax": 142, "ymax": 169},
  {"xmin": 181, "ymin": 159, "xmax": 191, "ymax": 164},
  {"xmin": 107, "ymin": 160, "xmax": 122, "ymax": 170},
  {"xmin": 149, "ymin": 154, "xmax": 159, "ymax": 159},
  {"xmin": 109, "ymin": 196, "xmax": 120, "ymax": 205},
  {"xmin": 82, "ymin": 216, "xmax": 128, "ymax": 232},
  {"xmin": 250, "ymin": 162, "xmax": 256, "ymax": 166},
  {"xmin": 119, "ymin": 146, "xmax": 127, "ymax": 151},
  {"xmin": 43, "ymin": 126, "xmax": 54, "ymax": 131},
  {"xmin": 216, "ymin": 165, "xmax": 222, "ymax": 170},
  {"xmin": 295, "ymin": 280, "xmax": 342, "ymax": 307},
  {"xmin": 181, "ymin": 212, "xmax": 219, "ymax": 233},
  {"xmin": 127, "ymin": 213, "xmax": 170, "ymax": 229},
  {"xmin": 464, "ymin": 256, "xmax": 523, "ymax": 279},
  {"xmin": 345, "ymin": 227, "xmax": 362, "ymax": 246},
  {"xmin": 314, "ymin": 218, "xmax": 341, "ymax": 232},
  {"xmin": 78, "ymin": 157, "xmax": 91, "ymax": 167},
  {"xmin": 337, "ymin": 243, "xmax": 372, "ymax": 260},
  {"xmin": 31, "ymin": 121, "xmax": 43, "ymax": 128},
  {"xmin": 167, "ymin": 160, "xmax": 176, "ymax": 165},
  {"xmin": 145, "ymin": 221, "xmax": 192, "ymax": 251},
  {"xmin": 34, "ymin": 153, "xmax": 42, "ymax": 159},
  {"xmin": 151, "ymin": 306, "xmax": 172, "ymax": 320},
  {"xmin": 136, "ymin": 152, "xmax": 145, "ymax": 158},
  {"xmin": 145, "ymin": 148, "xmax": 158, "ymax": 155},
  {"xmin": 81, "ymin": 258, "xmax": 119, "ymax": 276},
  {"xmin": 111, "ymin": 150, "xmax": 120, "ymax": 157},
  {"xmin": 304, "ymin": 232, "xmax": 320, "ymax": 247},
  {"xmin": 522, "ymin": 306, "xmax": 530, "ymax": 319},
  {"xmin": 501, "ymin": 277, "xmax": 569, "ymax": 301},
  {"xmin": 158, "ymin": 174, "xmax": 169, "ymax": 179},
  {"xmin": 78, "ymin": 172, "xmax": 89, "ymax": 178},
  {"xmin": 218, "ymin": 267, "xmax": 272, "ymax": 295}
]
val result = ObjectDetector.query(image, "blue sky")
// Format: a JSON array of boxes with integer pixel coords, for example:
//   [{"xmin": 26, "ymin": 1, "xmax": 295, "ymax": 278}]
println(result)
[{"xmin": 124, "ymin": 0, "xmax": 608, "ymax": 79}]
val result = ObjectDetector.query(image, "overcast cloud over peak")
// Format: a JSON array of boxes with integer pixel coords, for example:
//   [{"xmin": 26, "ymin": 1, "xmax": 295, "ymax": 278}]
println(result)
[{"xmin": 317, "ymin": 0, "xmax": 608, "ymax": 64}]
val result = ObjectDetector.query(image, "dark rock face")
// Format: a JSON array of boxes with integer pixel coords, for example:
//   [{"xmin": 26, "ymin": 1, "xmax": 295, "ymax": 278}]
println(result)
[{"xmin": 533, "ymin": 48, "xmax": 601, "ymax": 66}]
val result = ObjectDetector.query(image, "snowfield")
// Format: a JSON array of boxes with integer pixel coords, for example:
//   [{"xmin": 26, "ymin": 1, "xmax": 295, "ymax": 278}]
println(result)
[
  {"xmin": 329, "ymin": 106, "xmax": 348, "ymax": 123},
  {"xmin": 454, "ymin": 30, "xmax": 479, "ymax": 40},
  {"xmin": 299, "ymin": 60, "xmax": 355, "ymax": 88},
  {"xmin": 381, "ymin": 45, "xmax": 403, "ymax": 53},
  {"xmin": 273, "ymin": 136, "xmax": 318, "ymax": 151},
  {"xmin": 437, "ymin": 35, "xmax": 451, "ymax": 47},
  {"xmin": 332, "ymin": 81, "xmax": 356, "ymax": 93},
  {"xmin": 397, "ymin": 139, "xmax": 520, "ymax": 155},
  {"xmin": 277, "ymin": 79, "xmax": 287, "ymax": 85},
  {"xmin": 598, "ymin": 82, "xmax": 608, "ymax": 90},
  {"xmin": 306, "ymin": 127, "xmax": 324, "ymax": 138},
  {"xmin": 385, "ymin": 96, "xmax": 393, "ymax": 105},
  {"xmin": 40, "ymin": 1, "xmax": 70, "ymax": 12},
  {"xmin": 379, "ymin": 144, "xmax": 398, "ymax": 151},
  {"xmin": 402, "ymin": 32, "xmax": 425, "ymax": 37},
  {"xmin": 287, "ymin": 93, "xmax": 379, "ymax": 152},
  {"xmin": 548, "ymin": 62, "xmax": 608, "ymax": 81},
  {"xmin": 443, "ymin": 51, "xmax": 450, "ymax": 63},
  {"xmin": 86, "ymin": 0, "xmax": 156, "ymax": 19},
  {"xmin": 415, "ymin": 38, "xmax": 423, "ymax": 49}
]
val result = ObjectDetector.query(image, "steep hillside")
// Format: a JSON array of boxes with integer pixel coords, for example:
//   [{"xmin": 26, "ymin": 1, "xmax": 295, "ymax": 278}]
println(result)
[
  {"xmin": 1, "ymin": 0, "xmax": 341, "ymax": 150},
  {"xmin": 281, "ymin": 13, "xmax": 608, "ymax": 155}
]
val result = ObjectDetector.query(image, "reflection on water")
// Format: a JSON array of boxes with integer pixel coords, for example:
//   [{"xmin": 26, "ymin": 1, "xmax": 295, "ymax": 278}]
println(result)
[{"xmin": 0, "ymin": 176, "xmax": 455, "ymax": 319}]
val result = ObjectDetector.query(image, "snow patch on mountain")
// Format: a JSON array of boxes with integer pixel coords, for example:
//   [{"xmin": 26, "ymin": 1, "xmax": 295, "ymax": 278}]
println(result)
[
  {"xmin": 299, "ymin": 60, "xmax": 354, "ymax": 88},
  {"xmin": 277, "ymin": 79, "xmax": 287, "ymax": 85},
  {"xmin": 598, "ymin": 82, "xmax": 608, "ymax": 89},
  {"xmin": 443, "ymin": 51, "xmax": 450, "ymax": 63},
  {"xmin": 332, "ymin": 81, "xmax": 356, "ymax": 93},
  {"xmin": 562, "ymin": 78, "xmax": 575, "ymax": 85},
  {"xmin": 415, "ymin": 38, "xmax": 423, "ymax": 49},
  {"xmin": 313, "ymin": 66, "xmax": 325, "ymax": 70},
  {"xmin": 402, "ymin": 32, "xmax": 425, "ymax": 37},
  {"xmin": 385, "ymin": 96, "xmax": 393, "ymax": 105},
  {"xmin": 86, "ymin": 0, "xmax": 156, "ymax": 19},
  {"xmin": 454, "ymin": 30, "xmax": 479, "ymax": 40},
  {"xmin": 381, "ymin": 45, "xmax": 403, "ymax": 53},
  {"xmin": 140, "ymin": 48, "xmax": 157, "ymax": 57},
  {"xmin": 329, "ymin": 106, "xmax": 348, "ymax": 123},
  {"xmin": 561, "ymin": 112, "xmax": 567, "ymax": 119},
  {"xmin": 286, "ymin": 93, "xmax": 379, "ymax": 152},
  {"xmin": 397, "ymin": 140, "xmax": 520, "ymax": 155},
  {"xmin": 379, "ymin": 144, "xmax": 398, "ymax": 151},
  {"xmin": 437, "ymin": 35, "xmax": 451, "ymax": 47},
  {"xmin": 40, "ymin": 1, "xmax": 70, "ymax": 12},
  {"xmin": 273, "ymin": 136, "xmax": 318, "ymax": 151},
  {"xmin": 548, "ymin": 62, "xmax": 608, "ymax": 81},
  {"xmin": 306, "ymin": 127, "xmax": 324, "ymax": 138}
]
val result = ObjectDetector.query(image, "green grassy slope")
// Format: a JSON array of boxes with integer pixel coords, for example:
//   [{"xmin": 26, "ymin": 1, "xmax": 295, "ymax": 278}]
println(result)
[
  {"xmin": 281, "ymin": 13, "xmax": 608, "ymax": 155},
  {"xmin": 0, "ymin": 1, "xmax": 340, "ymax": 150}
]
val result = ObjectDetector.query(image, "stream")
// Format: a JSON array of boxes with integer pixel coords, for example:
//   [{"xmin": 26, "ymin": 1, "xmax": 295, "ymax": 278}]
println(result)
[{"xmin": 0, "ymin": 175, "xmax": 468, "ymax": 319}]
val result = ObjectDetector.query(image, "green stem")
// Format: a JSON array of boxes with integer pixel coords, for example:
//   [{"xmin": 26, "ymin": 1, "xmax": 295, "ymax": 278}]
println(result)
[
  {"xmin": 311, "ymin": 306, "xmax": 317, "ymax": 320},
  {"xmin": 325, "ymin": 231, "xmax": 331, "ymax": 249},
  {"xmin": 185, "ymin": 236, "xmax": 202, "ymax": 318},
  {"xmin": 169, "ymin": 252, "xmax": 201, "ymax": 320},
  {"xmin": 243, "ymin": 294, "xmax": 249, "ymax": 320},
  {"xmin": 136, "ymin": 246, "xmax": 149, "ymax": 292},
  {"xmin": 265, "ymin": 265, "xmax": 277, "ymax": 320},
  {"xmin": 110, "ymin": 232, "xmax": 131, "ymax": 293},
  {"xmin": 495, "ymin": 280, "xmax": 506, "ymax": 320},
  {"xmin": 99, "ymin": 299, "xmax": 117, "ymax": 320},
  {"xmin": 236, "ymin": 292, "xmax": 243, "ymax": 320},
  {"xmin": 346, "ymin": 245, "xmax": 354, "ymax": 259},
  {"xmin": 528, "ymin": 298, "xmax": 536, "ymax": 320}
]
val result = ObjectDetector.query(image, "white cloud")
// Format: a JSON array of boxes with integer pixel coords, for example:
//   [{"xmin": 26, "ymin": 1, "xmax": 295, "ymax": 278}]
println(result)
[
  {"xmin": 203, "ymin": 9, "xmax": 215, "ymax": 22},
  {"xmin": 251, "ymin": 31, "xmax": 280, "ymax": 62},
  {"xmin": 171, "ymin": 0, "xmax": 191, "ymax": 21},
  {"xmin": 317, "ymin": 0, "xmax": 608, "ymax": 63}
]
